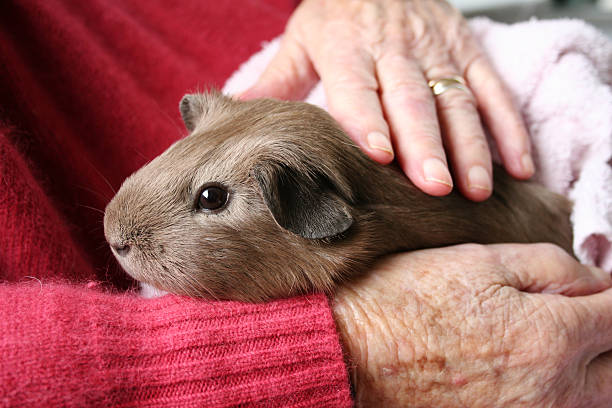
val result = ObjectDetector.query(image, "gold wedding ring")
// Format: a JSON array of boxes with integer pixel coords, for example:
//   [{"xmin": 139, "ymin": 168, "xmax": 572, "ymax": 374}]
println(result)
[{"xmin": 428, "ymin": 76, "xmax": 470, "ymax": 96}]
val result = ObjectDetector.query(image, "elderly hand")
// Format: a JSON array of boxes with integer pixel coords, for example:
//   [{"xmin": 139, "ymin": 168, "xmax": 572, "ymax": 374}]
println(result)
[
  {"xmin": 243, "ymin": 0, "xmax": 534, "ymax": 201},
  {"xmin": 333, "ymin": 244, "xmax": 612, "ymax": 407}
]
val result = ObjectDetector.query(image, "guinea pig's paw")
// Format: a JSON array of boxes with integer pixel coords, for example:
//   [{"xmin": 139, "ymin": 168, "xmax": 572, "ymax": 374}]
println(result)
[{"xmin": 140, "ymin": 282, "xmax": 169, "ymax": 299}]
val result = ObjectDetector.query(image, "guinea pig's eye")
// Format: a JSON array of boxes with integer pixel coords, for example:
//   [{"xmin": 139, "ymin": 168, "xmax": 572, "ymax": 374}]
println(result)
[{"xmin": 196, "ymin": 184, "xmax": 228, "ymax": 211}]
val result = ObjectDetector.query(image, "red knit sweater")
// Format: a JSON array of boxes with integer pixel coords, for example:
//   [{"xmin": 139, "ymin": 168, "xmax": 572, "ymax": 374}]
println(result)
[{"xmin": 0, "ymin": 0, "xmax": 352, "ymax": 406}]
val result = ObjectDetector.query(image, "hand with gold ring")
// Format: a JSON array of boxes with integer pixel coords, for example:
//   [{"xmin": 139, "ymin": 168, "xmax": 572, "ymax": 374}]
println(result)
[{"xmin": 241, "ymin": 0, "xmax": 534, "ymax": 201}]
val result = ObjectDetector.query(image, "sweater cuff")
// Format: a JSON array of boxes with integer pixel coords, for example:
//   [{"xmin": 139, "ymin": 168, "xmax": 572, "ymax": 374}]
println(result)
[{"xmin": 0, "ymin": 283, "xmax": 352, "ymax": 407}]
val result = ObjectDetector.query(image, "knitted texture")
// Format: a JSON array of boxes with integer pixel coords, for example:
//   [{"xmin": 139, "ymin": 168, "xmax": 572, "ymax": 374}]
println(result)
[
  {"xmin": 0, "ymin": 0, "xmax": 352, "ymax": 406},
  {"xmin": 0, "ymin": 284, "xmax": 349, "ymax": 407}
]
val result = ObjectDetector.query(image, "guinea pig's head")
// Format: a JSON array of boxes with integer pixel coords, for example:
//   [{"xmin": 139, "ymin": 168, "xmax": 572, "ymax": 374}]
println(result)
[{"xmin": 104, "ymin": 91, "xmax": 371, "ymax": 301}]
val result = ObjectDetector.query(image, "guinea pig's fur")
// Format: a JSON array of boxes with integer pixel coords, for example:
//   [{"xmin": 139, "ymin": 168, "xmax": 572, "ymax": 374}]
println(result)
[{"xmin": 104, "ymin": 91, "xmax": 573, "ymax": 302}]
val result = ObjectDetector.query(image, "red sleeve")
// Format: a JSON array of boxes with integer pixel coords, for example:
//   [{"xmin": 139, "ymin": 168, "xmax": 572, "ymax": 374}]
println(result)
[
  {"xmin": 0, "ymin": 284, "xmax": 351, "ymax": 407},
  {"xmin": 0, "ymin": 127, "xmax": 351, "ymax": 406},
  {"xmin": 0, "ymin": 1, "xmax": 351, "ymax": 406}
]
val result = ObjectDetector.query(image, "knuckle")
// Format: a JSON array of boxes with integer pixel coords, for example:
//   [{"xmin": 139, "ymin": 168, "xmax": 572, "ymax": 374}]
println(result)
[
  {"xmin": 513, "ymin": 304, "xmax": 571, "ymax": 361},
  {"xmin": 406, "ymin": 13, "xmax": 428, "ymax": 47},
  {"xmin": 373, "ymin": 34, "xmax": 409, "ymax": 60},
  {"xmin": 536, "ymin": 243, "xmax": 572, "ymax": 265},
  {"xmin": 436, "ymin": 91, "xmax": 477, "ymax": 112},
  {"xmin": 409, "ymin": 132, "xmax": 444, "ymax": 156},
  {"xmin": 473, "ymin": 282, "xmax": 512, "ymax": 307},
  {"xmin": 450, "ymin": 25, "xmax": 479, "ymax": 60},
  {"xmin": 358, "ymin": 0, "xmax": 383, "ymax": 22},
  {"xmin": 392, "ymin": 129, "xmax": 444, "ymax": 167},
  {"xmin": 326, "ymin": 71, "xmax": 379, "ymax": 94},
  {"xmin": 384, "ymin": 80, "xmax": 429, "ymax": 100},
  {"xmin": 458, "ymin": 134, "xmax": 490, "ymax": 156},
  {"xmin": 263, "ymin": 63, "xmax": 298, "ymax": 91},
  {"xmin": 457, "ymin": 243, "xmax": 498, "ymax": 264},
  {"xmin": 462, "ymin": 50, "xmax": 487, "ymax": 77},
  {"xmin": 328, "ymin": 98, "xmax": 368, "ymax": 119},
  {"xmin": 384, "ymin": 85, "xmax": 434, "ymax": 116},
  {"xmin": 327, "ymin": 105, "xmax": 386, "ymax": 136}
]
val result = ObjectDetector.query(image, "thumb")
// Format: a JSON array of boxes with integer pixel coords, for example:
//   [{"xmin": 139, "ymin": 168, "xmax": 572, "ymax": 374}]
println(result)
[
  {"xmin": 240, "ymin": 35, "xmax": 318, "ymax": 102},
  {"xmin": 491, "ymin": 243, "xmax": 611, "ymax": 296}
]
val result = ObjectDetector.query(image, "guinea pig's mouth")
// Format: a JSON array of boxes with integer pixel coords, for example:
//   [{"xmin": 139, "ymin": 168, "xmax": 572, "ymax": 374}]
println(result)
[
  {"xmin": 109, "ymin": 246, "xmax": 211, "ymax": 298},
  {"xmin": 107, "ymin": 241, "xmax": 148, "ymax": 281},
  {"xmin": 109, "ymin": 245, "xmax": 140, "ymax": 279},
  {"xmin": 139, "ymin": 282, "xmax": 169, "ymax": 298},
  {"xmin": 112, "ymin": 250, "xmax": 162, "ymax": 291}
]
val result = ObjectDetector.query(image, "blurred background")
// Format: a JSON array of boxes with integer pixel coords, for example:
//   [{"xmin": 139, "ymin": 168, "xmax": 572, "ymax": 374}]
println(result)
[{"xmin": 450, "ymin": 0, "xmax": 612, "ymax": 37}]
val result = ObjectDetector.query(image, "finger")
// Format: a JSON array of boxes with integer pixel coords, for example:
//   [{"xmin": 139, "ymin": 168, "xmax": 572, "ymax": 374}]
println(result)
[
  {"xmin": 566, "ymin": 288, "xmax": 612, "ymax": 353},
  {"xmin": 377, "ymin": 43, "xmax": 453, "ymax": 196},
  {"xmin": 490, "ymin": 243, "xmax": 611, "ymax": 296},
  {"xmin": 240, "ymin": 33, "xmax": 319, "ymax": 101},
  {"xmin": 586, "ymin": 350, "xmax": 612, "ymax": 404},
  {"xmin": 453, "ymin": 36, "xmax": 534, "ymax": 180},
  {"xmin": 426, "ymin": 64, "xmax": 493, "ymax": 201},
  {"xmin": 317, "ymin": 45, "xmax": 395, "ymax": 165},
  {"xmin": 409, "ymin": 10, "xmax": 493, "ymax": 201},
  {"xmin": 495, "ymin": 242, "xmax": 612, "ymax": 354}
]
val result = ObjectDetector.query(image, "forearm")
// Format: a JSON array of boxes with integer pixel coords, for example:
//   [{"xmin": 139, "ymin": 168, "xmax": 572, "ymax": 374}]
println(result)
[{"xmin": 0, "ymin": 283, "xmax": 351, "ymax": 407}]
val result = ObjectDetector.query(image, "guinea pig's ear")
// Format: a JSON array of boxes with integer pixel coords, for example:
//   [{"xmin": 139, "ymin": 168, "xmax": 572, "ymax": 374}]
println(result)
[
  {"xmin": 180, "ymin": 91, "xmax": 235, "ymax": 131},
  {"xmin": 253, "ymin": 164, "xmax": 354, "ymax": 239},
  {"xmin": 179, "ymin": 94, "xmax": 206, "ymax": 132}
]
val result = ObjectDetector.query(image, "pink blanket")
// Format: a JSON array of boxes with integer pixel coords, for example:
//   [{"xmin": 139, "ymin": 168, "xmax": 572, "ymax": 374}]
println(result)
[{"xmin": 225, "ymin": 17, "xmax": 612, "ymax": 272}]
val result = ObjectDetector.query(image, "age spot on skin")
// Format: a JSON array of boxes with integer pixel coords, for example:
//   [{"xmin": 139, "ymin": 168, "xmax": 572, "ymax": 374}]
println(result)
[{"xmin": 452, "ymin": 374, "xmax": 468, "ymax": 386}]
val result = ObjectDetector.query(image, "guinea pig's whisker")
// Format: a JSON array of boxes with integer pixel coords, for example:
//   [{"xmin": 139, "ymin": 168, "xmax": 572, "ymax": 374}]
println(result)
[
  {"xmin": 178, "ymin": 276, "xmax": 198, "ymax": 298},
  {"xmin": 185, "ymin": 273, "xmax": 218, "ymax": 301},
  {"xmin": 103, "ymin": 257, "xmax": 113, "ymax": 281},
  {"xmin": 78, "ymin": 204, "xmax": 106, "ymax": 216},
  {"xmin": 81, "ymin": 155, "xmax": 117, "ymax": 195},
  {"xmin": 155, "ymin": 259, "xmax": 203, "ymax": 299},
  {"xmin": 76, "ymin": 185, "xmax": 113, "ymax": 202},
  {"xmin": 178, "ymin": 269, "xmax": 218, "ymax": 301},
  {"xmin": 96, "ymin": 241, "xmax": 110, "ymax": 250},
  {"xmin": 129, "ymin": 147, "xmax": 148, "ymax": 163},
  {"xmin": 241, "ymin": 268, "xmax": 273, "ymax": 299}
]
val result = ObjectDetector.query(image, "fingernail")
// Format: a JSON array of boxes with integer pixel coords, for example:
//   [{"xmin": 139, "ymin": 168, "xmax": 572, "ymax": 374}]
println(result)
[
  {"xmin": 423, "ymin": 158, "xmax": 453, "ymax": 187},
  {"xmin": 521, "ymin": 153, "xmax": 535, "ymax": 176},
  {"xmin": 468, "ymin": 165, "xmax": 492, "ymax": 192},
  {"xmin": 367, "ymin": 132, "xmax": 394, "ymax": 156}
]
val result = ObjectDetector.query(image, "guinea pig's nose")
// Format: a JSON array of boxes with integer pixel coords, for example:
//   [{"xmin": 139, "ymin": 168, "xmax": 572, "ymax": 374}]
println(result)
[{"xmin": 112, "ymin": 243, "xmax": 131, "ymax": 256}]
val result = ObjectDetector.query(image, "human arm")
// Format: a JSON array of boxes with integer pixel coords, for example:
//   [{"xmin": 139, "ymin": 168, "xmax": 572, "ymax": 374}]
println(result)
[
  {"xmin": 0, "ymin": 122, "xmax": 351, "ymax": 407},
  {"xmin": 0, "ymin": 284, "xmax": 351, "ymax": 407},
  {"xmin": 243, "ymin": 0, "xmax": 534, "ymax": 202},
  {"xmin": 333, "ymin": 244, "xmax": 612, "ymax": 407}
]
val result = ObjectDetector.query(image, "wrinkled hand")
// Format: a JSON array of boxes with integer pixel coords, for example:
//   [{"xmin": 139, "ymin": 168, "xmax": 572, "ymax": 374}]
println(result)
[
  {"xmin": 333, "ymin": 244, "xmax": 612, "ymax": 407},
  {"xmin": 243, "ymin": 0, "xmax": 534, "ymax": 201}
]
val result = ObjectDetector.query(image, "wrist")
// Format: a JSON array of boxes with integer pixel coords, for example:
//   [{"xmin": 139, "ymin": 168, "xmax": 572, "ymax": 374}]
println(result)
[
  {"xmin": 331, "ymin": 296, "xmax": 358, "ymax": 399},
  {"xmin": 332, "ymin": 287, "xmax": 374, "ymax": 403}
]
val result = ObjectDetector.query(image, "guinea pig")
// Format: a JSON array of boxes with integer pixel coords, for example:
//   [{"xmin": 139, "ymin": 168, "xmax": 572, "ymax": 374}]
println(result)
[{"xmin": 103, "ymin": 91, "xmax": 573, "ymax": 302}]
